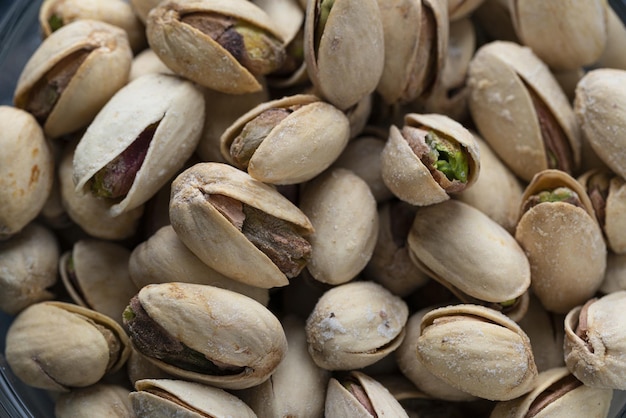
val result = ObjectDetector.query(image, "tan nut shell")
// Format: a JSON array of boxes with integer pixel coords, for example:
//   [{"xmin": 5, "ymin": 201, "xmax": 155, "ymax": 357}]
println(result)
[
  {"xmin": 14, "ymin": 20, "xmax": 132, "ymax": 138},
  {"xmin": 305, "ymin": 281, "xmax": 408, "ymax": 370},
  {"xmin": 601, "ymin": 252, "xmax": 626, "ymax": 294},
  {"xmin": 147, "ymin": 0, "xmax": 284, "ymax": 94},
  {"xmin": 595, "ymin": 7, "xmax": 626, "ymax": 70},
  {"xmin": 134, "ymin": 282, "xmax": 287, "ymax": 390},
  {"xmin": 416, "ymin": 304, "xmax": 538, "ymax": 401},
  {"xmin": 129, "ymin": 0, "xmax": 160, "ymax": 23},
  {"xmin": 0, "ymin": 106, "xmax": 54, "ymax": 238},
  {"xmin": 131, "ymin": 379, "xmax": 256, "ymax": 417},
  {"xmin": 564, "ymin": 291, "xmax": 626, "ymax": 389},
  {"xmin": 55, "ymin": 384, "xmax": 134, "ymax": 418},
  {"xmin": 128, "ymin": 48, "xmax": 174, "ymax": 81},
  {"xmin": 515, "ymin": 170, "xmax": 606, "ymax": 314},
  {"xmin": 381, "ymin": 113, "xmax": 480, "ymax": 207},
  {"xmin": 169, "ymin": 162, "xmax": 314, "ymax": 288},
  {"xmin": 468, "ymin": 41, "xmax": 581, "ymax": 182},
  {"xmin": 220, "ymin": 95, "xmax": 350, "ymax": 184}
]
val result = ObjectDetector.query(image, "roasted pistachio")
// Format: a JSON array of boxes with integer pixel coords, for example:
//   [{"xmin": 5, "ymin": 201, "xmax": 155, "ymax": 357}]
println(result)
[
  {"xmin": 55, "ymin": 383, "xmax": 134, "ymax": 418},
  {"xmin": 595, "ymin": 6, "xmax": 626, "ymax": 70},
  {"xmin": 128, "ymin": 48, "xmax": 174, "ymax": 81},
  {"xmin": 447, "ymin": 0, "xmax": 485, "ymax": 20}
]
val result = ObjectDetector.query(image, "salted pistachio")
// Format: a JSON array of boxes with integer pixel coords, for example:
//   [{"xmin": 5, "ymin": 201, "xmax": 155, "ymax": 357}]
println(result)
[
  {"xmin": 326, "ymin": 371, "xmax": 409, "ymax": 418},
  {"xmin": 575, "ymin": 68, "xmax": 626, "ymax": 180},
  {"xmin": 60, "ymin": 240, "xmax": 138, "ymax": 325},
  {"xmin": 169, "ymin": 162, "xmax": 314, "ymax": 288},
  {"xmin": 601, "ymin": 252, "xmax": 626, "ymax": 294},
  {"xmin": 147, "ymin": 0, "xmax": 285, "ymax": 94},
  {"xmin": 304, "ymin": 0, "xmax": 384, "ymax": 110},
  {"xmin": 39, "ymin": 0, "xmax": 146, "ymax": 52},
  {"xmin": 55, "ymin": 383, "xmax": 134, "ymax": 418},
  {"xmin": 407, "ymin": 199, "xmax": 530, "ymax": 320},
  {"xmin": 376, "ymin": 0, "xmax": 448, "ymax": 105},
  {"xmin": 123, "ymin": 282, "xmax": 287, "ymax": 389},
  {"xmin": 305, "ymin": 281, "xmax": 408, "ymax": 370},
  {"xmin": 509, "ymin": 0, "xmax": 608, "ymax": 71},
  {"xmin": 129, "ymin": 225, "xmax": 269, "ymax": 306},
  {"xmin": 490, "ymin": 367, "xmax": 612, "ymax": 418},
  {"xmin": 300, "ymin": 168, "xmax": 378, "ymax": 285},
  {"xmin": 416, "ymin": 304, "xmax": 538, "ymax": 401},
  {"xmin": 467, "ymin": 41, "xmax": 581, "ymax": 182},
  {"xmin": 5, "ymin": 301, "xmax": 131, "ymax": 391},
  {"xmin": 73, "ymin": 73, "xmax": 204, "ymax": 217},
  {"xmin": 455, "ymin": 133, "xmax": 523, "ymax": 233},
  {"xmin": 447, "ymin": 0, "xmax": 485, "ymax": 20},
  {"xmin": 0, "ymin": 106, "xmax": 54, "ymax": 239},
  {"xmin": 128, "ymin": 48, "xmax": 174, "ymax": 81},
  {"xmin": 564, "ymin": 291, "xmax": 626, "ymax": 389},
  {"xmin": 0, "ymin": 223, "xmax": 59, "ymax": 315},
  {"xmin": 381, "ymin": 113, "xmax": 480, "ymax": 207},
  {"xmin": 220, "ymin": 94, "xmax": 350, "ymax": 184},
  {"xmin": 515, "ymin": 169, "xmax": 606, "ymax": 314},
  {"xmin": 595, "ymin": 6, "xmax": 626, "ymax": 70},
  {"xmin": 14, "ymin": 20, "xmax": 132, "ymax": 139}
]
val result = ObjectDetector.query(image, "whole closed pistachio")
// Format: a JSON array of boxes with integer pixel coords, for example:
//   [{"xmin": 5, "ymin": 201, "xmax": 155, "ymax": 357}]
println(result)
[
  {"xmin": 169, "ymin": 162, "xmax": 314, "ymax": 288},
  {"xmin": 14, "ymin": 20, "xmax": 132, "ymax": 138},
  {"xmin": 55, "ymin": 383, "xmax": 134, "ymax": 418},
  {"xmin": 123, "ymin": 282, "xmax": 287, "ymax": 389}
]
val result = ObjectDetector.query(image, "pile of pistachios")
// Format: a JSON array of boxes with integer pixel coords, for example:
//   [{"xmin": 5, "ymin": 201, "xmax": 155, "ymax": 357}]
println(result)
[{"xmin": 2, "ymin": 0, "xmax": 626, "ymax": 416}]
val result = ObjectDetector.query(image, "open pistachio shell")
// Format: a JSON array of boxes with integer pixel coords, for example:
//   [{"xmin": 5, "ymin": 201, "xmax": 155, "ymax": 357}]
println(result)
[
  {"xmin": 14, "ymin": 20, "xmax": 132, "ymax": 138},
  {"xmin": 515, "ymin": 169, "xmax": 606, "ymax": 314},
  {"xmin": 169, "ymin": 162, "xmax": 314, "ymax": 288},
  {"xmin": 416, "ymin": 304, "xmax": 538, "ymax": 401},
  {"xmin": 55, "ymin": 383, "xmax": 134, "ymax": 418},
  {"xmin": 124, "ymin": 282, "xmax": 287, "ymax": 389},
  {"xmin": 467, "ymin": 41, "xmax": 581, "ymax": 182},
  {"xmin": 131, "ymin": 379, "xmax": 256, "ymax": 417},
  {"xmin": 220, "ymin": 94, "xmax": 350, "ymax": 184},
  {"xmin": 381, "ymin": 113, "xmax": 480, "ymax": 207}
]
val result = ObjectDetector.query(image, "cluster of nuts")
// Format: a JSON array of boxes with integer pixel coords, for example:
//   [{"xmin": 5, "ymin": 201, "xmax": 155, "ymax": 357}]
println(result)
[{"xmin": 2, "ymin": 0, "xmax": 626, "ymax": 416}]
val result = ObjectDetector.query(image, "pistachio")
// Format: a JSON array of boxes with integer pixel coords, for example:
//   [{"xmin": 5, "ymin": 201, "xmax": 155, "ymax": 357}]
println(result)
[
  {"xmin": 595, "ymin": 6, "xmax": 626, "ymax": 70},
  {"xmin": 447, "ymin": 0, "xmax": 485, "ymax": 21},
  {"xmin": 55, "ymin": 383, "xmax": 134, "ymax": 418}
]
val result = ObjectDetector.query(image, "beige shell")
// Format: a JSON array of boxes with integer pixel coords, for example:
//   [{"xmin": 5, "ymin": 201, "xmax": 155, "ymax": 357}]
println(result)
[
  {"xmin": 131, "ymin": 379, "xmax": 256, "ymax": 417},
  {"xmin": 130, "ymin": 282, "xmax": 287, "ymax": 389},
  {"xmin": 467, "ymin": 41, "xmax": 581, "ymax": 182},
  {"xmin": 129, "ymin": 0, "xmax": 161, "ymax": 23},
  {"xmin": 416, "ymin": 304, "xmax": 538, "ymax": 401},
  {"xmin": 55, "ymin": 384, "xmax": 134, "ymax": 418},
  {"xmin": 5, "ymin": 301, "xmax": 130, "ymax": 391},
  {"xmin": 473, "ymin": 0, "xmax": 519, "ymax": 43},
  {"xmin": 146, "ymin": 0, "xmax": 284, "ymax": 94},
  {"xmin": 0, "ymin": 106, "xmax": 54, "ymax": 239},
  {"xmin": 601, "ymin": 252, "xmax": 626, "ymax": 294},
  {"xmin": 515, "ymin": 169, "xmax": 606, "ymax": 314},
  {"xmin": 14, "ymin": 20, "xmax": 132, "ymax": 139},
  {"xmin": 128, "ymin": 48, "xmax": 174, "ymax": 81},
  {"xmin": 220, "ymin": 94, "xmax": 350, "ymax": 184},
  {"xmin": 304, "ymin": 0, "xmax": 385, "ymax": 110},
  {"xmin": 575, "ymin": 68, "xmax": 626, "ymax": 180},
  {"xmin": 127, "ymin": 347, "xmax": 173, "ymax": 385},
  {"xmin": 299, "ymin": 168, "xmax": 378, "ymax": 285},
  {"xmin": 595, "ymin": 6, "xmax": 626, "ymax": 70},
  {"xmin": 490, "ymin": 367, "xmax": 613, "ymax": 418},
  {"xmin": 564, "ymin": 291, "xmax": 626, "ymax": 389},
  {"xmin": 169, "ymin": 162, "xmax": 314, "ymax": 288},
  {"xmin": 448, "ymin": 0, "xmax": 485, "ymax": 21},
  {"xmin": 381, "ymin": 113, "xmax": 480, "ymax": 207},
  {"xmin": 73, "ymin": 73, "xmax": 205, "ymax": 217},
  {"xmin": 305, "ymin": 281, "xmax": 408, "ymax": 370},
  {"xmin": 253, "ymin": 0, "xmax": 303, "ymax": 44}
]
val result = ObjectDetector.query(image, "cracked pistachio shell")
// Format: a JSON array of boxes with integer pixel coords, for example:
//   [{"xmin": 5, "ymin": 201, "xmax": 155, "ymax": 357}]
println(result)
[
  {"xmin": 564, "ymin": 291, "xmax": 626, "ymax": 389},
  {"xmin": 169, "ymin": 162, "xmax": 314, "ymax": 288},
  {"xmin": 304, "ymin": 0, "xmax": 384, "ymax": 110},
  {"xmin": 220, "ymin": 94, "xmax": 350, "ymax": 184},
  {"xmin": 305, "ymin": 281, "xmax": 409, "ymax": 370},
  {"xmin": 146, "ymin": 0, "xmax": 285, "ymax": 94},
  {"xmin": 131, "ymin": 379, "xmax": 256, "ymax": 417},
  {"xmin": 129, "ymin": 225, "xmax": 269, "ymax": 306},
  {"xmin": 416, "ymin": 304, "xmax": 538, "ymax": 401},
  {"xmin": 515, "ymin": 169, "xmax": 606, "ymax": 314},
  {"xmin": 253, "ymin": 0, "xmax": 304, "ymax": 44},
  {"xmin": 490, "ymin": 367, "xmax": 612, "ymax": 418},
  {"xmin": 381, "ymin": 113, "xmax": 480, "ymax": 207},
  {"xmin": 468, "ymin": 41, "xmax": 581, "ymax": 182},
  {"xmin": 325, "ymin": 371, "xmax": 410, "ymax": 418},
  {"xmin": 0, "ymin": 223, "xmax": 59, "ymax": 315},
  {"xmin": 60, "ymin": 239, "xmax": 138, "ymax": 325},
  {"xmin": 509, "ymin": 0, "xmax": 608, "ymax": 71},
  {"xmin": 300, "ymin": 168, "xmax": 378, "ymax": 285},
  {"xmin": 575, "ymin": 68, "xmax": 626, "ymax": 180},
  {"xmin": 407, "ymin": 199, "xmax": 531, "ymax": 320},
  {"xmin": 14, "ymin": 20, "xmax": 132, "ymax": 139},
  {"xmin": 127, "ymin": 282, "xmax": 287, "ymax": 389},
  {"xmin": 55, "ymin": 383, "xmax": 134, "ymax": 418},
  {"xmin": 0, "ymin": 106, "xmax": 54, "ymax": 239},
  {"xmin": 5, "ymin": 301, "xmax": 131, "ymax": 391},
  {"xmin": 73, "ymin": 73, "xmax": 205, "ymax": 217}
]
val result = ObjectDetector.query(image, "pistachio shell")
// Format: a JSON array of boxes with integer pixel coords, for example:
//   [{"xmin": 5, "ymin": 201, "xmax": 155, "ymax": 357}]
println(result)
[
  {"xmin": 253, "ymin": 0, "xmax": 304, "ymax": 44},
  {"xmin": 447, "ymin": 0, "xmax": 485, "ymax": 21},
  {"xmin": 601, "ymin": 252, "xmax": 626, "ymax": 294},
  {"xmin": 55, "ymin": 383, "xmax": 134, "ymax": 418},
  {"xmin": 128, "ymin": 48, "xmax": 174, "ymax": 81},
  {"xmin": 595, "ymin": 6, "xmax": 626, "ymax": 70},
  {"xmin": 129, "ymin": 0, "xmax": 160, "ymax": 23}
]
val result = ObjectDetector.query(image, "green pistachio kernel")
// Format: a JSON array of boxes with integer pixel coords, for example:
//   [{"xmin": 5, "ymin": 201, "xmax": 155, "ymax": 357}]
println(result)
[
  {"xmin": 48, "ymin": 14, "xmax": 64, "ymax": 32},
  {"xmin": 425, "ymin": 131, "xmax": 469, "ymax": 183}
]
